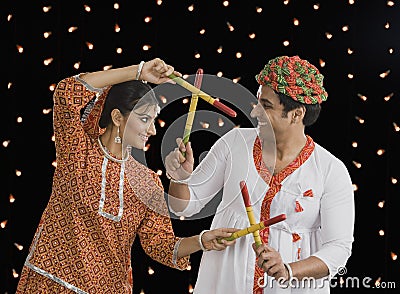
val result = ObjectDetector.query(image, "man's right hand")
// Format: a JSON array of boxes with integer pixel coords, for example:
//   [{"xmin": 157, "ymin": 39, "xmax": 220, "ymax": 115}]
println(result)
[{"xmin": 164, "ymin": 138, "xmax": 194, "ymax": 181}]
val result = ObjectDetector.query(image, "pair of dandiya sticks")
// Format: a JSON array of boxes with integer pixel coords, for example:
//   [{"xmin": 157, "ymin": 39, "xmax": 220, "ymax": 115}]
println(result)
[
  {"xmin": 169, "ymin": 70, "xmax": 286, "ymax": 243},
  {"xmin": 223, "ymin": 181, "xmax": 286, "ymax": 243},
  {"xmin": 168, "ymin": 70, "xmax": 237, "ymax": 157}
]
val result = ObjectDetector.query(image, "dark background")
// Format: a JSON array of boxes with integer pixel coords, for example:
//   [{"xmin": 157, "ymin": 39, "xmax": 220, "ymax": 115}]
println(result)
[{"xmin": 1, "ymin": 0, "xmax": 399, "ymax": 293}]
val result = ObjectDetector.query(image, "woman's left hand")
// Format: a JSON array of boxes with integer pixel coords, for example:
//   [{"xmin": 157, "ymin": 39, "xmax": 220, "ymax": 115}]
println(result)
[
  {"xmin": 253, "ymin": 243, "xmax": 289, "ymax": 281},
  {"xmin": 201, "ymin": 228, "xmax": 239, "ymax": 251},
  {"xmin": 140, "ymin": 58, "xmax": 181, "ymax": 84}
]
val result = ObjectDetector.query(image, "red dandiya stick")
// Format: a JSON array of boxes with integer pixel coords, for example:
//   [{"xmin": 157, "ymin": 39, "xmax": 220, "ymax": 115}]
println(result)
[
  {"xmin": 221, "ymin": 214, "xmax": 286, "ymax": 242},
  {"xmin": 168, "ymin": 73, "xmax": 237, "ymax": 117},
  {"xmin": 240, "ymin": 181, "xmax": 262, "ymax": 246}
]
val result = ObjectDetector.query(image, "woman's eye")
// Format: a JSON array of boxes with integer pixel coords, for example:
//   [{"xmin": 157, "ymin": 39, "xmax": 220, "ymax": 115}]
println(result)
[{"xmin": 141, "ymin": 117, "xmax": 148, "ymax": 123}]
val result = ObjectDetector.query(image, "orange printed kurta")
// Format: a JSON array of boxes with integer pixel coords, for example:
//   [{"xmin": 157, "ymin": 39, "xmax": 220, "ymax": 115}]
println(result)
[{"xmin": 16, "ymin": 75, "xmax": 189, "ymax": 293}]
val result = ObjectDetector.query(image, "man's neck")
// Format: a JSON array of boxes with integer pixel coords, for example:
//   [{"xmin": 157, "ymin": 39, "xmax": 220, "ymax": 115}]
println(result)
[{"xmin": 274, "ymin": 133, "xmax": 307, "ymax": 161}]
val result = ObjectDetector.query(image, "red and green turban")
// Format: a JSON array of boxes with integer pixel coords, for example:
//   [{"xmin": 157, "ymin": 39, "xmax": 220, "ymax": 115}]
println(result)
[{"xmin": 255, "ymin": 55, "xmax": 328, "ymax": 104}]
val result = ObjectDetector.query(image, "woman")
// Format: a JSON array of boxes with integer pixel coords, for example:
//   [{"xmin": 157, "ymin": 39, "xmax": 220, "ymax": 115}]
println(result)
[{"xmin": 16, "ymin": 58, "xmax": 236, "ymax": 293}]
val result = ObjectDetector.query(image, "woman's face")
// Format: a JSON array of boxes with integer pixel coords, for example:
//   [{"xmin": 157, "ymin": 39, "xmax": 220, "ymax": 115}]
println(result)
[{"xmin": 122, "ymin": 104, "xmax": 158, "ymax": 150}]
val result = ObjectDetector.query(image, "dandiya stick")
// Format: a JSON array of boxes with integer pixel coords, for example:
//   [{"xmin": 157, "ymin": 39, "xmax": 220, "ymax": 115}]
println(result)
[
  {"xmin": 168, "ymin": 73, "xmax": 237, "ymax": 117},
  {"xmin": 182, "ymin": 68, "xmax": 203, "ymax": 152},
  {"xmin": 220, "ymin": 214, "xmax": 286, "ymax": 242},
  {"xmin": 240, "ymin": 181, "xmax": 262, "ymax": 246}
]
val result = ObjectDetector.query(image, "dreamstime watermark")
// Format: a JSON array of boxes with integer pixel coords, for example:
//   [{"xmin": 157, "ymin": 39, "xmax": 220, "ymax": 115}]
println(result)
[{"xmin": 257, "ymin": 267, "xmax": 397, "ymax": 290}]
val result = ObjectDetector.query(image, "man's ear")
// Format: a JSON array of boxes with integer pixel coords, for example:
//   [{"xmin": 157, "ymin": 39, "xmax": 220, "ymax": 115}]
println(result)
[{"xmin": 291, "ymin": 107, "xmax": 305, "ymax": 124}]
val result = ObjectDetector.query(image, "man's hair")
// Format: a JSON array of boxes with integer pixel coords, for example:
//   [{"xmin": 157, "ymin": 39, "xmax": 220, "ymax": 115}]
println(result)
[{"xmin": 275, "ymin": 91, "xmax": 321, "ymax": 126}]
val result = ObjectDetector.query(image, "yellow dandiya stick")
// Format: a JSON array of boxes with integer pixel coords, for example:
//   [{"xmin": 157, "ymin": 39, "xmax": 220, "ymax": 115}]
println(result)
[
  {"xmin": 220, "ymin": 214, "xmax": 286, "ymax": 242},
  {"xmin": 168, "ymin": 73, "xmax": 237, "ymax": 117},
  {"xmin": 240, "ymin": 181, "xmax": 262, "ymax": 247},
  {"xmin": 182, "ymin": 69, "xmax": 203, "ymax": 156}
]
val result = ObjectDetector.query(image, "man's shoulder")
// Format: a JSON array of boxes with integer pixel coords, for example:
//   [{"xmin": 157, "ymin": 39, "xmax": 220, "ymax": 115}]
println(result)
[
  {"xmin": 222, "ymin": 127, "xmax": 257, "ymax": 138},
  {"xmin": 313, "ymin": 142, "xmax": 348, "ymax": 171}
]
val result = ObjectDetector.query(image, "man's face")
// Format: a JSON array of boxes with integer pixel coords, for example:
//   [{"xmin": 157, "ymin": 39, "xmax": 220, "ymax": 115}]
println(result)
[{"xmin": 251, "ymin": 85, "xmax": 291, "ymax": 134}]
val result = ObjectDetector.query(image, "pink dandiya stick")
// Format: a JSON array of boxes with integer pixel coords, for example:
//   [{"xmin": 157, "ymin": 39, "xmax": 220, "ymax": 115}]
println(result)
[
  {"xmin": 240, "ymin": 181, "xmax": 262, "ymax": 246},
  {"xmin": 168, "ymin": 73, "xmax": 237, "ymax": 117}
]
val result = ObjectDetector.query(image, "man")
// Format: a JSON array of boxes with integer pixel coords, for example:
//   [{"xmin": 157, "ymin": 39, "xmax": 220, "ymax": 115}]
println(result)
[{"xmin": 165, "ymin": 55, "xmax": 355, "ymax": 293}]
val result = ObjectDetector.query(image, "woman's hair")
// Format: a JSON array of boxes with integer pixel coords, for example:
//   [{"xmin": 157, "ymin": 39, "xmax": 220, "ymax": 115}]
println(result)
[
  {"xmin": 275, "ymin": 91, "xmax": 321, "ymax": 126},
  {"xmin": 99, "ymin": 80, "xmax": 158, "ymax": 128}
]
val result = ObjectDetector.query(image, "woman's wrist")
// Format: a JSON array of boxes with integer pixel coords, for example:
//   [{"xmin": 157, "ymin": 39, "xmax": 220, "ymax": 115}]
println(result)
[
  {"xmin": 198, "ymin": 230, "xmax": 210, "ymax": 252},
  {"xmin": 135, "ymin": 61, "xmax": 145, "ymax": 80}
]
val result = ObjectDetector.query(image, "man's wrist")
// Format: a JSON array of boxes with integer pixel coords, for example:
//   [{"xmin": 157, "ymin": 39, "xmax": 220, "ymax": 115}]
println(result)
[
  {"xmin": 283, "ymin": 263, "xmax": 293, "ymax": 282},
  {"xmin": 166, "ymin": 172, "xmax": 190, "ymax": 184}
]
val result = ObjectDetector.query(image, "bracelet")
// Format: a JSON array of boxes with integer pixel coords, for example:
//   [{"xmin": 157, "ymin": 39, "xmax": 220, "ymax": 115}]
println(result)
[
  {"xmin": 283, "ymin": 263, "xmax": 293, "ymax": 281},
  {"xmin": 136, "ymin": 61, "xmax": 145, "ymax": 80},
  {"xmin": 198, "ymin": 230, "xmax": 210, "ymax": 252}
]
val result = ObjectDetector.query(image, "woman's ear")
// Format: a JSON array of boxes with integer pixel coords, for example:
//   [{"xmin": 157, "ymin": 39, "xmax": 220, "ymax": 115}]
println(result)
[{"xmin": 110, "ymin": 109, "xmax": 123, "ymax": 127}]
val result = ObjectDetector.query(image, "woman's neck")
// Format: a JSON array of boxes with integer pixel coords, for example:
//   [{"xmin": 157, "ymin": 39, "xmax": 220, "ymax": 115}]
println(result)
[{"xmin": 99, "ymin": 131, "xmax": 123, "ymax": 159}]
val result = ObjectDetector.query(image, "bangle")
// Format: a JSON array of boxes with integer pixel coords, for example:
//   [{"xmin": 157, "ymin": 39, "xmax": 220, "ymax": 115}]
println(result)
[
  {"xmin": 198, "ymin": 230, "xmax": 210, "ymax": 252},
  {"xmin": 136, "ymin": 61, "xmax": 145, "ymax": 80},
  {"xmin": 283, "ymin": 263, "xmax": 293, "ymax": 281}
]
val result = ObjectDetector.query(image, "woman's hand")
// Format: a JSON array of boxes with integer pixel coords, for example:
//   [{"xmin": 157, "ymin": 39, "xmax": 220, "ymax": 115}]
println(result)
[
  {"xmin": 165, "ymin": 138, "xmax": 194, "ymax": 181},
  {"xmin": 140, "ymin": 58, "xmax": 181, "ymax": 84},
  {"xmin": 252, "ymin": 243, "xmax": 289, "ymax": 281},
  {"xmin": 201, "ymin": 228, "xmax": 239, "ymax": 251}
]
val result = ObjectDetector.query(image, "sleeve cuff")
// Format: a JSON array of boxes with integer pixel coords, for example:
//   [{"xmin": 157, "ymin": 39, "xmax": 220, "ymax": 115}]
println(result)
[
  {"xmin": 172, "ymin": 238, "xmax": 190, "ymax": 271},
  {"xmin": 74, "ymin": 73, "xmax": 105, "ymax": 93}
]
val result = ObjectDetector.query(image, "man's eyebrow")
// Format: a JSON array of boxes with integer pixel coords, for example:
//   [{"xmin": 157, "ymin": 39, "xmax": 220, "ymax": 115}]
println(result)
[{"xmin": 259, "ymin": 97, "xmax": 273, "ymax": 105}]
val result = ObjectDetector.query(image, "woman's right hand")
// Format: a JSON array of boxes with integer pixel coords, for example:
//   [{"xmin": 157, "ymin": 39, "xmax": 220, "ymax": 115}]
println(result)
[
  {"xmin": 140, "ymin": 58, "xmax": 181, "ymax": 84},
  {"xmin": 164, "ymin": 138, "xmax": 194, "ymax": 181}
]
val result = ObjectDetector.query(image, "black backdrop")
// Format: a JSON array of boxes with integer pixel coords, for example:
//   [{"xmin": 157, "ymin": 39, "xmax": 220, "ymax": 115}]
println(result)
[{"xmin": 1, "ymin": 0, "xmax": 399, "ymax": 293}]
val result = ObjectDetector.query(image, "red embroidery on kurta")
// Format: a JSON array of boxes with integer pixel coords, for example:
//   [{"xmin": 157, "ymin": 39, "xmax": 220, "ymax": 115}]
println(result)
[
  {"xmin": 295, "ymin": 200, "xmax": 304, "ymax": 212},
  {"xmin": 252, "ymin": 135, "xmax": 315, "ymax": 293},
  {"xmin": 303, "ymin": 189, "xmax": 314, "ymax": 197}
]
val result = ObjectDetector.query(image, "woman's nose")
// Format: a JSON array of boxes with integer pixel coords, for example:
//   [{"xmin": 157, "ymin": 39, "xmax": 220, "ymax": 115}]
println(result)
[
  {"xmin": 250, "ymin": 103, "xmax": 262, "ymax": 118},
  {"xmin": 147, "ymin": 122, "xmax": 156, "ymax": 136}
]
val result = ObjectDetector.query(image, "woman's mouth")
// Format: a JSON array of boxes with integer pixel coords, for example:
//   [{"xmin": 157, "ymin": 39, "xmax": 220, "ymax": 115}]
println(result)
[{"xmin": 139, "ymin": 134, "xmax": 149, "ymax": 142}]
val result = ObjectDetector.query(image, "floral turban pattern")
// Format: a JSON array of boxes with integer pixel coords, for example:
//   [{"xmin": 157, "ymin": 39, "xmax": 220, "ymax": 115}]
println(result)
[{"xmin": 255, "ymin": 55, "xmax": 328, "ymax": 104}]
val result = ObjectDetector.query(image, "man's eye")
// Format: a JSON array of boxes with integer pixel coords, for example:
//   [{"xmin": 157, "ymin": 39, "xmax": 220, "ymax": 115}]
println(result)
[{"xmin": 141, "ymin": 117, "xmax": 148, "ymax": 123}]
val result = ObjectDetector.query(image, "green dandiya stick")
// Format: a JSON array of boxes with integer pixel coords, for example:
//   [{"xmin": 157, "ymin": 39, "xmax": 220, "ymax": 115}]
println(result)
[
  {"xmin": 168, "ymin": 73, "xmax": 237, "ymax": 117},
  {"xmin": 219, "ymin": 213, "xmax": 286, "ymax": 242}
]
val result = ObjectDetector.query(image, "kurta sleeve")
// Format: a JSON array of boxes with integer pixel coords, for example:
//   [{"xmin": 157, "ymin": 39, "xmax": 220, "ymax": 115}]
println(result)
[
  {"xmin": 311, "ymin": 159, "xmax": 355, "ymax": 279},
  {"xmin": 170, "ymin": 128, "xmax": 238, "ymax": 217},
  {"xmin": 52, "ymin": 75, "xmax": 105, "ymax": 161},
  {"xmin": 137, "ymin": 173, "xmax": 190, "ymax": 270}
]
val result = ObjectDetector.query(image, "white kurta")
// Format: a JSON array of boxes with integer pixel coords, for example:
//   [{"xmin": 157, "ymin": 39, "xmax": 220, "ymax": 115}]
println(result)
[{"xmin": 171, "ymin": 128, "xmax": 354, "ymax": 294}]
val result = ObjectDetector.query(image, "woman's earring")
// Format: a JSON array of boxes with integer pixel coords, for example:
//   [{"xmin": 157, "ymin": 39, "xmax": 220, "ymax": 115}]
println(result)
[{"xmin": 114, "ymin": 126, "xmax": 122, "ymax": 143}]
